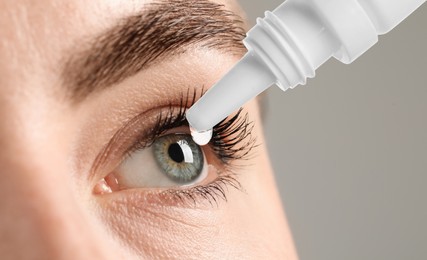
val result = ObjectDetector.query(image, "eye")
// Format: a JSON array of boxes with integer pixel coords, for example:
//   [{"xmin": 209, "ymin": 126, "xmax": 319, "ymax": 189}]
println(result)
[
  {"xmin": 91, "ymin": 91, "xmax": 256, "ymax": 201},
  {"xmin": 96, "ymin": 133, "xmax": 209, "ymax": 193}
]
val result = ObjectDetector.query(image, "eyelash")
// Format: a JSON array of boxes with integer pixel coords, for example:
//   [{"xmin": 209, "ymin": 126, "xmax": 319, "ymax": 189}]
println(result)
[
  {"xmin": 103, "ymin": 89, "xmax": 257, "ymax": 206},
  {"xmin": 130, "ymin": 89, "xmax": 257, "ymax": 164}
]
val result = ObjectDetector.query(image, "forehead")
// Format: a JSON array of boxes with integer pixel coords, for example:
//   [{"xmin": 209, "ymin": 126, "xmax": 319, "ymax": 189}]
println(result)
[
  {"xmin": 0, "ymin": 0, "xmax": 131, "ymax": 60},
  {"xmin": 0, "ymin": 1, "xmax": 133, "ymax": 101},
  {"xmin": 0, "ymin": 0, "xmax": 243, "ymax": 100}
]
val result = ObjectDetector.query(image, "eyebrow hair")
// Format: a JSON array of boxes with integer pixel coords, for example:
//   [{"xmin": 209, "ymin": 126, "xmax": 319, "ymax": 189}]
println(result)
[{"xmin": 62, "ymin": 0, "xmax": 246, "ymax": 102}]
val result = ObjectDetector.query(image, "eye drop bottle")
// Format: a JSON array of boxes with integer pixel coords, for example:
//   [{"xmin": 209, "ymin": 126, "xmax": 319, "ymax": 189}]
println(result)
[{"xmin": 186, "ymin": 0, "xmax": 426, "ymax": 139}]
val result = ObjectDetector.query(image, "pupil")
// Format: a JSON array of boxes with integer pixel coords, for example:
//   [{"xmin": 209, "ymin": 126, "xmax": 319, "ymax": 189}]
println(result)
[{"xmin": 168, "ymin": 143, "xmax": 185, "ymax": 163}]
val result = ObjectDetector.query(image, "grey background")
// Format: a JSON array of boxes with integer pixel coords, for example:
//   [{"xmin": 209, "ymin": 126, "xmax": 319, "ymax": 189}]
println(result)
[{"xmin": 238, "ymin": 1, "xmax": 427, "ymax": 260}]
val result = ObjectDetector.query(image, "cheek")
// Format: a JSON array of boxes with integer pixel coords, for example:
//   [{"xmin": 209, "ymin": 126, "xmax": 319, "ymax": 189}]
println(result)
[{"xmin": 96, "ymin": 195, "xmax": 232, "ymax": 258}]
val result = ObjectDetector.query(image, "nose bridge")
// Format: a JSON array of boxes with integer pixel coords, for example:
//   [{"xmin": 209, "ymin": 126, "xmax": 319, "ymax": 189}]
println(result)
[{"xmin": 0, "ymin": 151, "xmax": 109, "ymax": 259}]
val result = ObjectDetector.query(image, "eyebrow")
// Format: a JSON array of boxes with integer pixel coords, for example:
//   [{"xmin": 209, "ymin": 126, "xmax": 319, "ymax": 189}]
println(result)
[{"xmin": 62, "ymin": 0, "xmax": 246, "ymax": 102}]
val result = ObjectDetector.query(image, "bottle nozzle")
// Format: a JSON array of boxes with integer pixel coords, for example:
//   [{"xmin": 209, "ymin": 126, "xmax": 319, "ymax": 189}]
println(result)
[{"xmin": 186, "ymin": 53, "xmax": 275, "ymax": 132}]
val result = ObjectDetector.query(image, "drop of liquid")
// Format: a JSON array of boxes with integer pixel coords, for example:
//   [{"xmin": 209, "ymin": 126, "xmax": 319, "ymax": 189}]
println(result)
[{"xmin": 190, "ymin": 127, "xmax": 213, "ymax": 146}]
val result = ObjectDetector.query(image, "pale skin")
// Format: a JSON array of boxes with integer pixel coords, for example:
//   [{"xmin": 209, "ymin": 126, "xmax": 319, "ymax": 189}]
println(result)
[{"xmin": 0, "ymin": 0, "xmax": 298, "ymax": 259}]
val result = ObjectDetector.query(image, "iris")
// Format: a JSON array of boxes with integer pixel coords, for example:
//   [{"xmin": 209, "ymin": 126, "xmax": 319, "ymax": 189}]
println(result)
[{"xmin": 152, "ymin": 134, "xmax": 204, "ymax": 184}]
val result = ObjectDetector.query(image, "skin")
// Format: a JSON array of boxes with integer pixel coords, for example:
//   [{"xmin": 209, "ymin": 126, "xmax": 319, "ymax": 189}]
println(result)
[{"xmin": 0, "ymin": 0, "xmax": 298, "ymax": 259}]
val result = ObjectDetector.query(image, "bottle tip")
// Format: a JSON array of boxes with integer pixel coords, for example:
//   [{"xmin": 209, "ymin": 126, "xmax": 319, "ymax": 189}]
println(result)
[{"xmin": 190, "ymin": 127, "xmax": 213, "ymax": 146}]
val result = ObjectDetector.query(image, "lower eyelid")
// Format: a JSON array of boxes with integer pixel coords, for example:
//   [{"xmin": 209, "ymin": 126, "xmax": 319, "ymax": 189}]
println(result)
[{"xmin": 95, "ymin": 168, "xmax": 241, "ymax": 209}]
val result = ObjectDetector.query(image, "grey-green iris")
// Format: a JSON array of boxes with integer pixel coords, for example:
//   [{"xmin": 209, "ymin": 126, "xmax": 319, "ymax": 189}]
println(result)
[{"xmin": 152, "ymin": 134, "xmax": 204, "ymax": 184}]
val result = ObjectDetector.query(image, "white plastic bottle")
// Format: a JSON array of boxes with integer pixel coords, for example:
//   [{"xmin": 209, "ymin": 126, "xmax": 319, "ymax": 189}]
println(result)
[{"xmin": 186, "ymin": 0, "xmax": 426, "ymax": 142}]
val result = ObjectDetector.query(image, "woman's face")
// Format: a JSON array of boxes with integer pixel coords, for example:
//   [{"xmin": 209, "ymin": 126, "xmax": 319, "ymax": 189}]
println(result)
[{"xmin": 0, "ymin": 0, "xmax": 297, "ymax": 259}]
